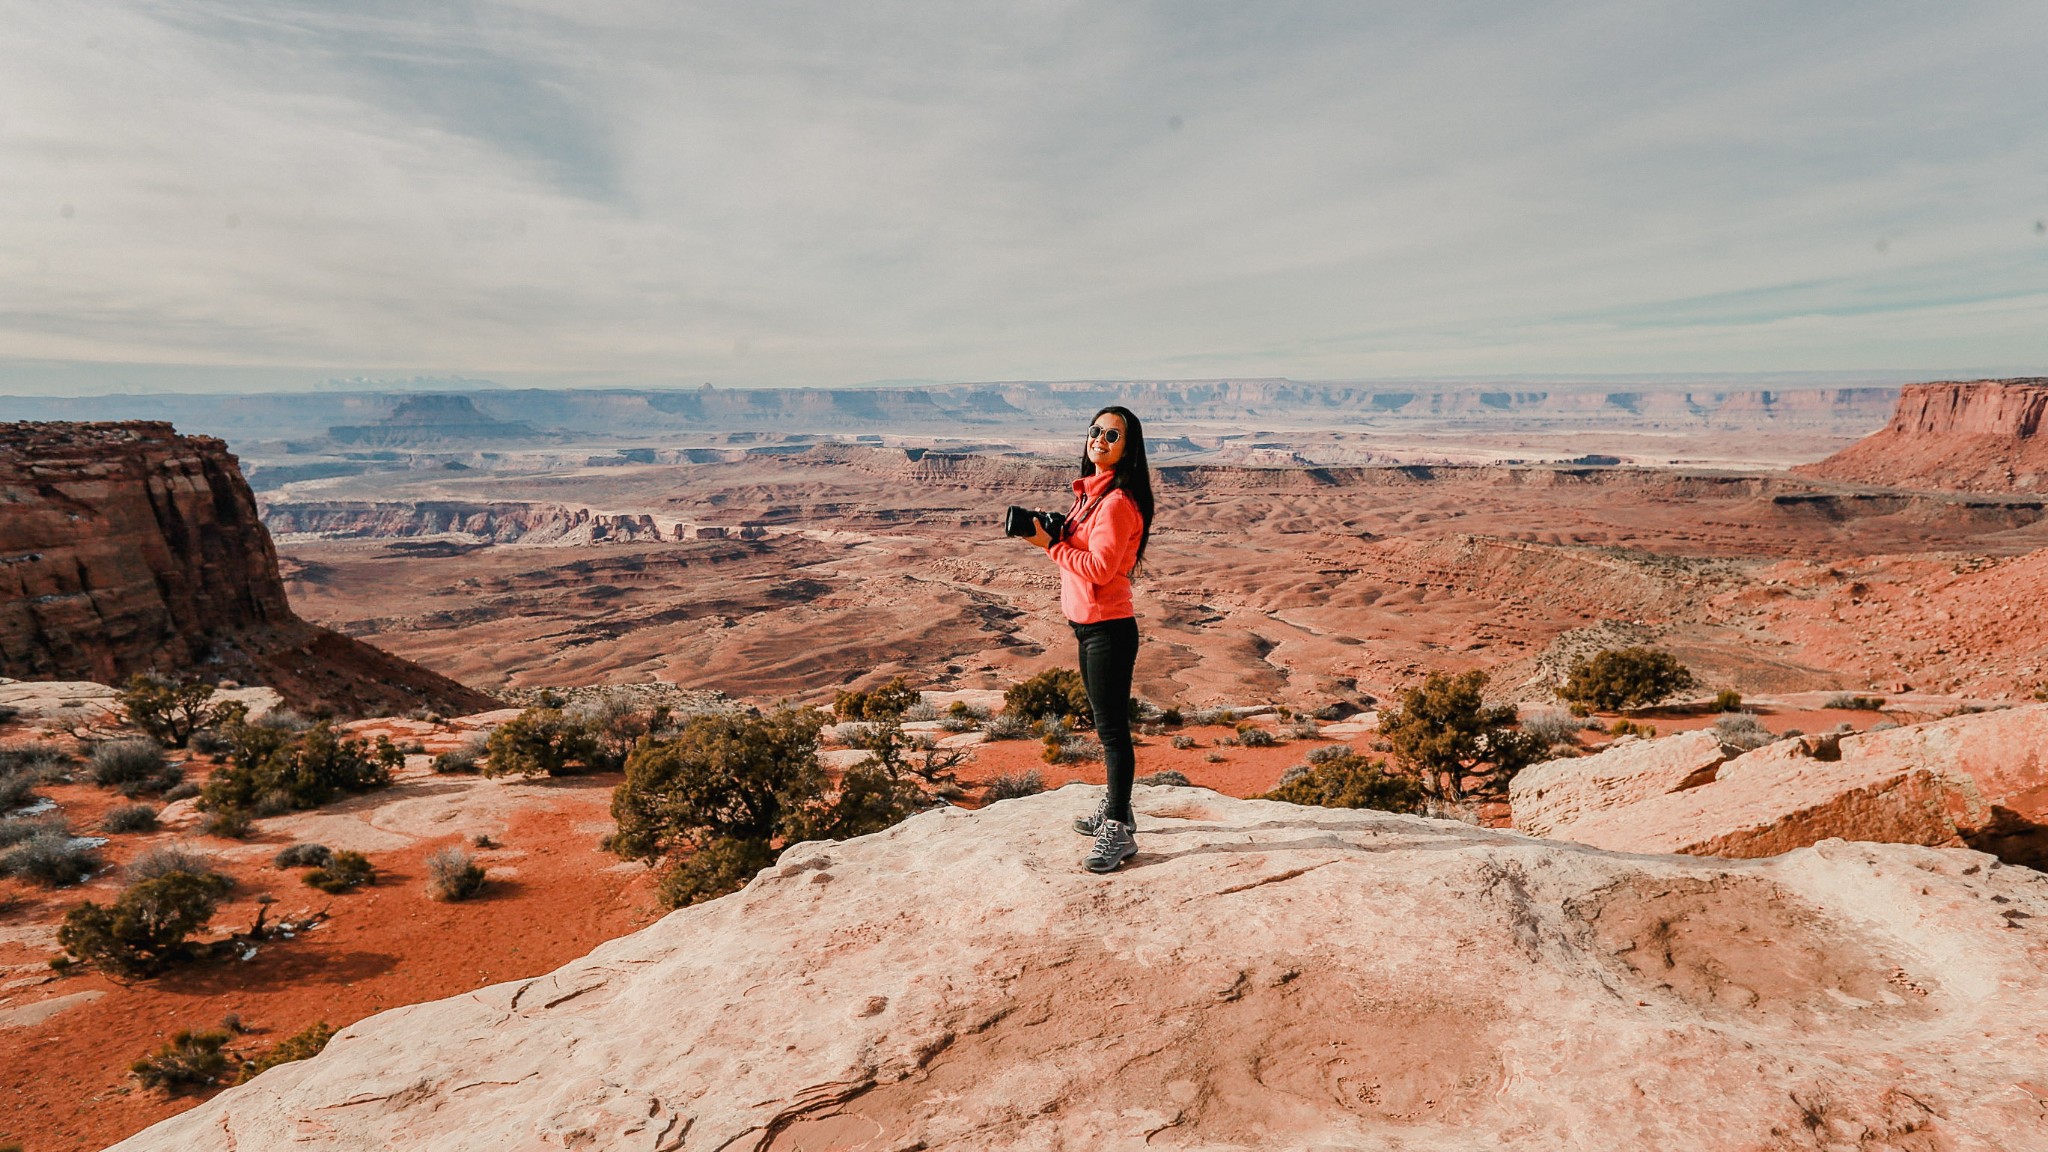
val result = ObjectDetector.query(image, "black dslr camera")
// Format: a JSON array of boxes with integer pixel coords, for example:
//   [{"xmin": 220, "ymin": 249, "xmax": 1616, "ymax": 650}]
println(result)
[{"xmin": 1003, "ymin": 506, "xmax": 1066, "ymax": 540}]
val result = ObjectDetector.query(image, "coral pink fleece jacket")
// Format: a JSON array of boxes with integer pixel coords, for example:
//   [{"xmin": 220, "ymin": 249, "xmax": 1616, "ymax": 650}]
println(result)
[{"xmin": 1048, "ymin": 469, "xmax": 1144, "ymax": 623}]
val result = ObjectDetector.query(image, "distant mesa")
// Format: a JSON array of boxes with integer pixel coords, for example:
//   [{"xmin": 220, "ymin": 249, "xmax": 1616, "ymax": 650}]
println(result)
[
  {"xmin": 1794, "ymin": 378, "xmax": 2048, "ymax": 492},
  {"xmin": 327, "ymin": 394, "xmax": 535, "ymax": 446},
  {"xmin": 0, "ymin": 421, "xmax": 496, "ymax": 718}
]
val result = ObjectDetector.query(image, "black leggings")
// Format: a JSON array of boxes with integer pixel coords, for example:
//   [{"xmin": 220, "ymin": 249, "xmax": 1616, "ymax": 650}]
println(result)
[{"xmin": 1073, "ymin": 616, "xmax": 1140, "ymax": 826}]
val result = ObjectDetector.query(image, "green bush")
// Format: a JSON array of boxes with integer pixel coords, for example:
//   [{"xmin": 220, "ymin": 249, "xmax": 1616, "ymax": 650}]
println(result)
[
  {"xmin": 1712, "ymin": 689, "xmax": 1744, "ymax": 713},
  {"xmin": 1825, "ymin": 694, "xmax": 1887, "ymax": 711},
  {"xmin": 199, "ymin": 720, "xmax": 397, "ymax": 817},
  {"xmin": 132, "ymin": 1029, "xmax": 233, "ymax": 1092},
  {"xmin": 60, "ymin": 869, "xmax": 233, "ymax": 976},
  {"xmin": 482, "ymin": 708, "xmax": 601, "ymax": 778},
  {"xmin": 1003, "ymin": 669, "xmax": 1092, "ymax": 727},
  {"xmin": 1713, "ymin": 713, "xmax": 1773, "ymax": 751},
  {"xmin": 117, "ymin": 674, "xmax": 234, "ymax": 748},
  {"xmin": 0, "ymin": 767, "xmax": 39, "ymax": 811},
  {"xmin": 612, "ymin": 707, "xmax": 933, "ymax": 908},
  {"xmin": 238, "ymin": 1021, "xmax": 335, "ymax": 1083},
  {"xmin": 304, "ymin": 850, "xmax": 374, "ymax": 893},
  {"xmin": 1263, "ymin": 751, "xmax": 1427, "ymax": 813},
  {"xmin": 424, "ymin": 847, "xmax": 486, "ymax": 901},
  {"xmin": 833, "ymin": 676, "xmax": 922, "ymax": 723},
  {"xmin": 1518, "ymin": 709, "xmax": 1582, "ymax": 749},
  {"xmin": 980, "ymin": 712, "xmax": 1031, "ymax": 741},
  {"xmin": 102, "ymin": 803, "xmax": 159, "ymax": 833},
  {"xmin": 1559, "ymin": 647, "xmax": 1697, "ymax": 713},
  {"xmin": 200, "ymin": 807, "xmax": 253, "ymax": 839},
  {"xmin": 570, "ymin": 691, "xmax": 655, "ymax": 770},
  {"xmin": 1380, "ymin": 670, "xmax": 1546, "ymax": 801},
  {"xmin": 655, "ymin": 836, "xmax": 775, "ymax": 909},
  {"xmin": 1136, "ymin": 769, "xmax": 1192, "ymax": 787},
  {"xmin": 129, "ymin": 846, "xmax": 232, "ymax": 889}
]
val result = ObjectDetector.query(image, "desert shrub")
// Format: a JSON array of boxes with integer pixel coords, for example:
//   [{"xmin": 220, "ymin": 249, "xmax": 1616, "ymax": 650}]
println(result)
[
  {"xmin": 118, "ymin": 674, "xmax": 234, "ymax": 748},
  {"xmin": 901, "ymin": 700, "xmax": 940, "ymax": 723},
  {"xmin": 1262, "ymin": 751, "xmax": 1426, "ymax": 814},
  {"xmin": 1041, "ymin": 728, "xmax": 1103, "ymax": 765},
  {"xmin": 0, "ymin": 827, "xmax": 100, "ymax": 886},
  {"xmin": 0, "ymin": 767, "xmax": 38, "ymax": 811},
  {"xmin": 1159, "ymin": 706, "xmax": 1184, "ymax": 726},
  {"xmin": 613, "ymin": 707, "xmax": 933, "ymax": 908},
  {"xmin": 425, "ymin": 847, "xmax": 486, "ymax": 901},
  {"xmin": 60, "ymin": 869, "xmax": 233, "ymax": 976},
  {"xmin": 432, "ymin": 746, "xmax": 479, "ymax": 774},
  {"xmin": 272, "ymin": 842, "xmax": 333, "ymax": 869},
  {"xmin": 981, "ymin": 769, "xmax": 1046, "ymax": 801},
  {"xmin": 118, "ymin": 765, "xmax": 184, "ymax": 799},
  {"xmin": 1381, "ymin": 670, "xmax": 1546, "ymax": 802},
  {"xmin": 1204, "ymin": 750, "xmax": 1226, "ymax": 763},
  {"xmin": 200, "ymin": 720, "xmax": 397, "ymax": 816},
  {"xmin": 1519, "ymin": 708, "xmax": 1583, "ymax": 749},
  {"xmin": 0, "ymin": 815, "xmax": 60, "ymax": 850},
  {"xmin": 1825, "ymin": 694, "xmax": 1887, "ymax": 711},
  {"xmin": 939, "ymin": 701, "xmax": 987, "ymax": 732},
  {"xmin": 1136, "ymin": 769, "xmax": 1191, "ymax": 787},
  {"xmin": 132, "ymin": 1029, "xmax": 233, "ymax": 1092},
  {"xmin": 304, "ymin": 850, "xmax": 374, "ymax": 893},
  {"xmin": 200, "ymin": 807, "xmax": 253, "ymax": 839},
  {"xmin": 162, "ymin": 781, "xmax": 200, "ymax": 802},
  {"xmin": 90, "ymin": 739, "xmax": 167, "ymax": 788},
  {"xmin": 833, "ymin": 676, "xmax": 921, "ymax": 723},
  {"xmin": 1170, "ymin": 734, "xmax": 1197, "ymax": 750},
  {"xmin": 1281, "ymin": 715, "xmax": 1321, "ymax": 740},
  {"xmin": 482, "ymin": 708, "xmax": 601, "ymax": 777},
  {"xmin": 1, "ymin": 741, "xmax": 71, "ymax": 774},
  {"xmin": 655, "ymin": 836, "xmax": 776, "ymax": 909},
  {"xmin": 570, "ymin": 690, "xmax": 656, "ymax": 770},
  {"xmin": 188, "ymin": 727, "xmax": 231, "ymax": 756},
  {"xmin": 980, "ymin": 711, "xmax": 1031, "ymax": 741},
  {"xmin": 129, "ymin": 846, "xmax": 232, "ymax": 889},
  {"xmin": 1559, "ymin": 647, "xmax": 1697, "ymax": 713},
  {"xmin": 238, "ymin": 1021, "xmax": 335, "ymax": 1083},
  {"xmin": 102, "ymin": 803, "xmax": 159, "ymax": 833},
  {"xmin": 1713, "ymin": 713, "xmax": 1774, "ymax": 751},
  {"xmin": 254, "ymin": 708, "xmax": 313, "ymax": 732},
  {"xmin": 1186, "ymin": 707, "xmax": 1239, "ymax": 727},
  {"xmin": 1234, "ymin": 723, "xmax": 1278, "ymax": 748},
  {"xmin": 1712, "ymin": 689, "xmax": 1744, "ymax": 713},
  {"xmin": 1607, "ymin": 719, "xmax": 1656, "ymax": 738},
  {"xmin": 1305, "ymin": 744, "xmax": 1351, "ymax": 764},
  {"xmin": 1003, "ymin": 669, "xmax": 1092, "ymax": 727}
]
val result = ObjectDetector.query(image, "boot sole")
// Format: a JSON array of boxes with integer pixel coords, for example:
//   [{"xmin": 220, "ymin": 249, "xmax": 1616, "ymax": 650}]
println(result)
[{"xmin": 1083, "ymin": 844, "xmax": 1137, "ymax": 873}]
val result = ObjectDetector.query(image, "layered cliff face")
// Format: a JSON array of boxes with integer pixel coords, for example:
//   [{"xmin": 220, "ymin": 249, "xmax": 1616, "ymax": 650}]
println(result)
[
  {"xmin": 0, "ymin": 421, "xmax": 495, "ymax": 717},
  {"xmin": 1794, "ymin": 378, "xmax": 2048, "ymax": 492}
]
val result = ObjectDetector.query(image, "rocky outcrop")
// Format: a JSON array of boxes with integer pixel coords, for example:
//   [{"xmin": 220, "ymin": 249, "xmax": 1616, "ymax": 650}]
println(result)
[
  {"xmin": 0, "ymin": 422, "xmax": 496, "ymax": 717},
  {"xmin": 1510, "ymin": 728, "xmax": 1733, "ymax": 836},
  {"xmin": 263, "ymin": 500, "xmax": 769, "ymax": 544},
  {"xmin": 327, "ymin": 393, "xmax": 536, "ymax": 446},
  {"xmin": 1516, "ymin": 705, "xmax": 2048, "ymax": 868},
  {"xmin": 1794, "ymin": 378, "xmax": 2048, "ymax": 492},
  {"xmin": 111, "ymin": 787, "xmax": 2048, "ymax": 1151}
]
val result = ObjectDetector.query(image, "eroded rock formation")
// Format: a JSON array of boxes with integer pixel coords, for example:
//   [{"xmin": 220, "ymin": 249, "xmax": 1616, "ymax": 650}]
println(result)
[
  {"xmin": 0, "ymin": 422, "xmax": 495, "ymax": 717},
  {"xmin": 1513, "ymin": 705, "xmax": 2048, "ymax": 868},
  {"xmin": 1795, "ymin": 378, "xmax": 2048, "ymax": 492},
  {"xmin": 108, "ymin": 786, "xmax": 2048, "ymax": 1150}
]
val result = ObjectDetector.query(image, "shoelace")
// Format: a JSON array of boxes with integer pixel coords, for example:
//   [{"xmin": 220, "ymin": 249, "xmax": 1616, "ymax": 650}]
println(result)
[{"xmin": 1090, "ymin": 819, "xmax": 1128, "ymax": 855}]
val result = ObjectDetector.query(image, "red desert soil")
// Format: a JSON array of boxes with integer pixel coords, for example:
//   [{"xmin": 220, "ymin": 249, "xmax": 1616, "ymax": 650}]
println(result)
[{"xmin": 0, "ymin": 750, "xmax": 661, "ymax": 1152}]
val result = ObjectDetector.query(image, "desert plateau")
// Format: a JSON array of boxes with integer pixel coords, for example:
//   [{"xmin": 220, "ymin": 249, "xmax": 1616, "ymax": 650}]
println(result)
[{"xmin": 0, "ymin": 376, "xmax": 2045, "ymax": 1151}]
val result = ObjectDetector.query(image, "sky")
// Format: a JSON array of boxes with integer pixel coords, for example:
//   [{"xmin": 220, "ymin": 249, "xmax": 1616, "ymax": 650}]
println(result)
[{"xmin": 2, "ymin": 0, "xmax": 2046, "ymax": 394}]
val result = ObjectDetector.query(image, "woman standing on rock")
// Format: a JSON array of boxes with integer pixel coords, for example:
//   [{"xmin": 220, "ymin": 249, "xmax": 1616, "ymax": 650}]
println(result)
[{"xmin": 1019, "ymin": 405, "xmax": 1155, "ymax": 873}]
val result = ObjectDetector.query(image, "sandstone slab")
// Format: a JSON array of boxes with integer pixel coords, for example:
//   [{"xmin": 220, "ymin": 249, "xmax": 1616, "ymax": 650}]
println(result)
[
  {"xmin": 1510, "ymin": 728, "xmax": 1731, "ymax": 836},
  {"xmin": 112, "ymin": 787, "xmax": 2048, "ymax": 1151}
]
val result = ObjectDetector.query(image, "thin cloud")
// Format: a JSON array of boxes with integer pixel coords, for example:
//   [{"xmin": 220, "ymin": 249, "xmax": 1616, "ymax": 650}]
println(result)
[{"xmin": 0, "ymin": 0, "xmax": 2043, "ymax": 392}]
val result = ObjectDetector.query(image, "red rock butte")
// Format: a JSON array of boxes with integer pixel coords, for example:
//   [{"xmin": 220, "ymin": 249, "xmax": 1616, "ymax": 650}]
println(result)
[
  {"xmin": 0, "ymin": 421, "xmax": 494, "ymax": 717},
  {"xmin": 1795, "ymin": 378, "xmax": 2048, "ymax": 492}
]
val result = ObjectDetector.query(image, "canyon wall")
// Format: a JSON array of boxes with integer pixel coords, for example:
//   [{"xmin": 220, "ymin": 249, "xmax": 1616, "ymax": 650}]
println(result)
[
  {"xmin": 0, "ymin": 422, "xmax": 495, "ymax": 716},
  {"xmin": 1794, "ymin": 378, "xmax": 2048, "ymax": 492}
]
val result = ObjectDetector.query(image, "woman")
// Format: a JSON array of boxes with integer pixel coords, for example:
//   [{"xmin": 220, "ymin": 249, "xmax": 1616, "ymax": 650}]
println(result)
[{"xmin": 1020, "ymin": 405, "xmax": 1155, "ymax": 873}]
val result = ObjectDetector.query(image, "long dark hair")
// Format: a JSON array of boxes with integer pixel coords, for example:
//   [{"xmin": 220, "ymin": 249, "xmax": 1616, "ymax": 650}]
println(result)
[{"xmin": 1078, "ymin": 404, "xmax": 1154, "ymax": 570}]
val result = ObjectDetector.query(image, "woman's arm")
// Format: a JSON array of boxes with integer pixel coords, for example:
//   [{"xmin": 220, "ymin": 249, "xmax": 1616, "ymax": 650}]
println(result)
[{"xmin": 1047, "ymin": 492, "xmax": 1142, "ymax": 584}]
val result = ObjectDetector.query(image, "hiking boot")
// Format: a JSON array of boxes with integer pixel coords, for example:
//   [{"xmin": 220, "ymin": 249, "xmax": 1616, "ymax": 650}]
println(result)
[
  {"xmin": 1083, "ymin": 818, "xmax": 1137, "ymax": 873},
  {"xmin": 1073, "ymin": 795, "xmax": 1112, "ymax": 837}
]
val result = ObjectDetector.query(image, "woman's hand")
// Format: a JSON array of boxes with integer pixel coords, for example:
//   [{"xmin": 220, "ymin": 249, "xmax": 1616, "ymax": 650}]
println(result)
[{"xmin": 1025, "ymin": 522, "xmax": 1053, "ymax": 550}]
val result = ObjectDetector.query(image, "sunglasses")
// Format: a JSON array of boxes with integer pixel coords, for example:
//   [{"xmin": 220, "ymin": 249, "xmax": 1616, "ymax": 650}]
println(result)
[{"xmin": 1086, "ymin": 425, "xmax": 1122, "ymax": 445}]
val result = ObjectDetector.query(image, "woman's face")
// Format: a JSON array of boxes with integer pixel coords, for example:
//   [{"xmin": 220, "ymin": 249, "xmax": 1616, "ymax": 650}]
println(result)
[{"xmin": 1086, "ymin": 412, "xmax": 1128, "ymax": 470}]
